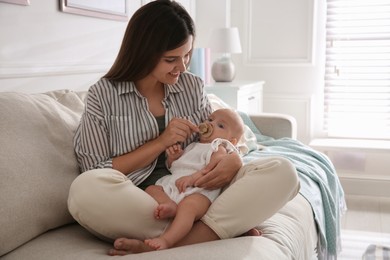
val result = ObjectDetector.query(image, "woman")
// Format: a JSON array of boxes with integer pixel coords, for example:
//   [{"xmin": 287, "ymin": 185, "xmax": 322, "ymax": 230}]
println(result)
[{"xmin": 68, "ymin": 0, "xmax": 300, "ymax": 255}]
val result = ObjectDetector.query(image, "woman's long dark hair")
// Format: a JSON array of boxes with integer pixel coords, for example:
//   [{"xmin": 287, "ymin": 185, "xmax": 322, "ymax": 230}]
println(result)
[{"xmin": 104, "ymin": 0, "xmax": 195, "ymax": 82}]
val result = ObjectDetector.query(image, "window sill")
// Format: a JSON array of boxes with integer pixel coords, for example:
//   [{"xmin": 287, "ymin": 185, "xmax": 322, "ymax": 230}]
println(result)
[{"xmin": 310, "ymin": 138, "xmax": 390, "ymax": 153}]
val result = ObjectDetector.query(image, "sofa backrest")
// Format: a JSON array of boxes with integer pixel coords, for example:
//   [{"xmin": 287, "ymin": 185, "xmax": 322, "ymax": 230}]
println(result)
[{"xmin": 0, "ymin": 90, "xmax": 86, "ymax": 256}]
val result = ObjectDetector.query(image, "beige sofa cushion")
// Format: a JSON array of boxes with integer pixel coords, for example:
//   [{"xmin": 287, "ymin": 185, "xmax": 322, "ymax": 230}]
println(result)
[
  {"xmin": 1, "ymin": 194, "xmax": 317, "ymax": 260},
  {"xmin": 0, "ymin": 90, "xmax": 85, "ymax": 256}
]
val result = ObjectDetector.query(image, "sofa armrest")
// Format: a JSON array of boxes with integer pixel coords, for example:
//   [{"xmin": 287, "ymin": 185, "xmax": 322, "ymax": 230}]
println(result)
[{"xmin": 249, "ymin": 113, "xmax": 297, "ymax": 139}]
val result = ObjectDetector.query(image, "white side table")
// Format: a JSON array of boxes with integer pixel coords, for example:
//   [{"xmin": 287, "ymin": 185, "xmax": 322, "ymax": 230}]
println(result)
[{"xmin": 205, "ymin": 81, "xmax": 264, "ymax": 114}]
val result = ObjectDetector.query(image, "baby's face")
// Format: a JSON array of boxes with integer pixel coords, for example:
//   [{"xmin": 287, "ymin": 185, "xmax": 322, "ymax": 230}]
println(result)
[{"xmin": 199, "ymin": 109, "xmax": 240, "ymax": 144}]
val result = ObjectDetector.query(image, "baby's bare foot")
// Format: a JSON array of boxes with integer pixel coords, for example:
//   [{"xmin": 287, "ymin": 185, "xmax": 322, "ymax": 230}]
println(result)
[
  {"xmin": 145, "ymin": 237, "xmax": 169, "ymax": 250},
  {"xmin": 155, "ymin": 202, "xmax": 177, "ymax": 219}
]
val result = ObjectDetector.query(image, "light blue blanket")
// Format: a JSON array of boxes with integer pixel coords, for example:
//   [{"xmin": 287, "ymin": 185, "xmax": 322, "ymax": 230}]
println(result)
[{"xmin": 240, "ymin": 113, "xmax": 346, "ymax": 259}]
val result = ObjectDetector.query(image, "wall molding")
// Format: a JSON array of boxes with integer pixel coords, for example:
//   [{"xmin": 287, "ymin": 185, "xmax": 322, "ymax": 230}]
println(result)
[
  {"xmin": 0, "ymin": 62, "xmax": 111, "ymax": 78},
  {"xmin": 339, "ymin": 174, "xmax": 390, "ymax": 197},
  {"xmin": 244, "ymin": 0, "xmax": 315, "ymax": 66},
  {"xmin": 264, "ymin": 94, "xmax": 312, "ymax": 142}
]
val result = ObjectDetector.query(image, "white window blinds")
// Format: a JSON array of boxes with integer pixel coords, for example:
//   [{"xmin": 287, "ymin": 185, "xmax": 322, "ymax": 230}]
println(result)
[{"xmin": 325, "ymin": 0, "xmax": 390, "ymax": 139}]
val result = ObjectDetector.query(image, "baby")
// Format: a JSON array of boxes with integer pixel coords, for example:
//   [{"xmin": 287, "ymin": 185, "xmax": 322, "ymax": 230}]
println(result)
[{"xmin": 144, "ymin": 108, "xmax": 245, "ymax": 250}]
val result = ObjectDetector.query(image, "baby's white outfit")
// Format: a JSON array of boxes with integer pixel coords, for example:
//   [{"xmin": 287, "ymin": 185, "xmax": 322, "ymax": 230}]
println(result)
[{"xmin": 156, "ymin": 138, "xmax": 238, "ymax": 204}]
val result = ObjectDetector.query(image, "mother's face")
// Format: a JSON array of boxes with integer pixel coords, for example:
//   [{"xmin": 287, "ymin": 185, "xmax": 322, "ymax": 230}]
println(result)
[{"xmin": 150, "ymin": 36, "xmax": 193, "ymax": 85}]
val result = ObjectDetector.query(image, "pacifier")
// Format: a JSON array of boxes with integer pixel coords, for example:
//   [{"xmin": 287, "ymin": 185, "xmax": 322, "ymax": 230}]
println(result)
[{"xmin": 198, "ymin": 122, "xmax": 213, "ymax": 137}]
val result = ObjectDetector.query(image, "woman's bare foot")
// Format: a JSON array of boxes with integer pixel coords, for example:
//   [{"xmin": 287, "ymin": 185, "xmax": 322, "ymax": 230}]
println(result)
[
  {"xmin": 108, "ymin": 238, "xmax": 154, "ymax": 255},
  {"xmin": 155, "ymin": 202, "xmax": 177, "ymax": 219},
  {"xmin": 145, "ymin": 237, "xmax": 169, "ymax": 250}
]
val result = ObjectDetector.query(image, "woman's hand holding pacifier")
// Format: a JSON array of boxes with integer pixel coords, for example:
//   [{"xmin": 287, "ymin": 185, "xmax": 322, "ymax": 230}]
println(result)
[{"xmin": 159, "ymin": 118, "xmax": 198, "ymax": 148}]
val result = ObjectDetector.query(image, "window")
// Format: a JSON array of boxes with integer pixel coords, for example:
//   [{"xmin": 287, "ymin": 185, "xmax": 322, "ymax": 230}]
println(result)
[{"xmin": 324, "ymin": 0, "xmax": 390, "ymax": 140}]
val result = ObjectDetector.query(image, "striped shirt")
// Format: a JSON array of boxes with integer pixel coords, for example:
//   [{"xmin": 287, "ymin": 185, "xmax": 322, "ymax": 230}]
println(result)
[{"xmin": 73, "ymin": 72, "xmax": 213, "ymax": 185}]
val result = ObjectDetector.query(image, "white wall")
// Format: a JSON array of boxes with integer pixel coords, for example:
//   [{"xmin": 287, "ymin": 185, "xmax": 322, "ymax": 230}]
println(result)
[
  {"xmin": 0, "ymin": 0, "xmax": 200, "ymax": 93},
  {"xmin": 229, "ymin": 0, "xmax": 326, "ymax": 144},
  {"xmin": 195, "ymin": 0, "xmax": 230, "ymax": 48},
  {"xmin": 0, "ymin": 0, "xmax": 137, "ymax": 93},
  {"xmin": 196, "ymin": 0, "xmax": 326, "ymax": 144}
]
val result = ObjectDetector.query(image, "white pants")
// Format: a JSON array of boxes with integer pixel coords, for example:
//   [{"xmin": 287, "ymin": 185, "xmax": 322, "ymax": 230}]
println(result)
[{"xmin": 67, "ymin": 157, "xmax": 299, "ymax": 241}]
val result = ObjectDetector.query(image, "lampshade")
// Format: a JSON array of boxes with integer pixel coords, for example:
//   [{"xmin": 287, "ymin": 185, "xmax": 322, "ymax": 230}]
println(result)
[
  {"xmin": 209, "ymin": 27, "xmax": 242, "ymax": 82},
  {"xmin": 209, "ymin": 27, "xmax": 242, "ymax": 54}
]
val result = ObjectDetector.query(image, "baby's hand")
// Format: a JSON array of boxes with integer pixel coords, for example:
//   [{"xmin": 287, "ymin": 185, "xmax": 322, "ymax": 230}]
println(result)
[
  {"xmin": 175, "ymin": 175, "xmax": 194, "ymax": 193},
  {"xmin": 166, "ymin": 144, "xmax": 183, "ymax": 160}
]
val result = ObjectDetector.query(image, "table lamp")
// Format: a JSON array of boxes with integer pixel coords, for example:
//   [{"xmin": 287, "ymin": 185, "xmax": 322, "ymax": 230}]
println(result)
[{"xmin": 209, "ymin": 27, "xmax": 242, "ymax": 82}]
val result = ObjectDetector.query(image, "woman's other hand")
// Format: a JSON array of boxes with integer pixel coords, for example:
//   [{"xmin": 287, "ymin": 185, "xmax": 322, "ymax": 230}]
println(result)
[
  {"xmin": 175, "ymin": 175, "xmax": 194, "ymax": 193},
  {"xmin": 194, "ymin": 153, "xmax": 242, "ymax": 190}
]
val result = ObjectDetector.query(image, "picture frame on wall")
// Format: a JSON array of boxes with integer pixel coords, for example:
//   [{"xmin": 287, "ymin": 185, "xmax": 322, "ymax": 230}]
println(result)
[
  {"xmin": 0, "ymin": 0, "xmax": 30, "ymax": 5},
  {"xmin": 60, "ymin": 0, "xmax": 129, "ymax": 21}
]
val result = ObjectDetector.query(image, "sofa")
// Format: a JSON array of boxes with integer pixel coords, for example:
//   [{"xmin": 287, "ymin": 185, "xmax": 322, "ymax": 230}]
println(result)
[{"xmin": 0, "ymin": 89, "xmax": 320, "ymax": 259}]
